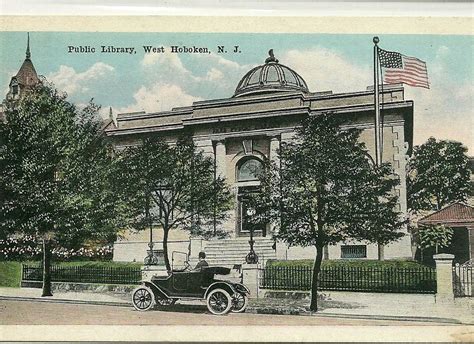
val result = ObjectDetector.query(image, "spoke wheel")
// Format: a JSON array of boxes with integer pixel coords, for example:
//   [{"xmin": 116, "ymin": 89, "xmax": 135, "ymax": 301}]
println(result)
[
  {"xmin": 206, "ymin": 288, "xmax": 232, "ymax": 315},
  {"xmin": 132, "ymin": 286, "xmax": 155, "ymax": 311},
  {"xmin": 231, "ymin": 293, "xmax": 249, "ymax": 313}
]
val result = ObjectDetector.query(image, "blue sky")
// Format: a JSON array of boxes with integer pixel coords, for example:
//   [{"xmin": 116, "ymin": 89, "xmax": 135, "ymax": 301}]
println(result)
[{"xmin": 1, "ymin": 32, "xmax": 472, "ymax": 151}]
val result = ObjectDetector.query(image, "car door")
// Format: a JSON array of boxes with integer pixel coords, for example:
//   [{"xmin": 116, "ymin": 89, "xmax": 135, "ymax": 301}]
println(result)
[
  {"xmin": 186, "ymin": 271, "xmax": 206, "ymax": 296},
  {"xmin": 171, "ymin": 271, "xmax": 189, "ymax": 294}
]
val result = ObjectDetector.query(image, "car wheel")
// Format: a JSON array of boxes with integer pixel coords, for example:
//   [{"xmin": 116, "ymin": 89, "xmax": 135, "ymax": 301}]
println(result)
[
  {"xmin": 231, "ymin": 293, "xmax": 248, "ymax": 313},
  {"xmin": 132, "ymin": 286, "xmax": 155, "ymax": 311},
  {"xmin": 206, "ymin": 288, "xmax": 233, "ymax": 315}
]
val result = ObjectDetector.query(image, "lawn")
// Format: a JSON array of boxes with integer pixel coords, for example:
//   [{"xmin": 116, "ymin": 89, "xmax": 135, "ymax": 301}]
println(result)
[
  {"xmin": 0, "ymin": 260, "xmax": 142, "ymax": 288},
  {"xmin": 0, "ymin": 261, "xmax": 23, "ymax": 287}
]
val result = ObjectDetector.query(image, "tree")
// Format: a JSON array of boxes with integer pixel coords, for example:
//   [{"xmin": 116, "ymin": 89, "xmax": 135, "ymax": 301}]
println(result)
[
  {"xmin": 117, "ymin": 135, "xmax": 233, "ymax": 271},
  {"xmin": 413, "ymin": 224, "xmax": 453, "ymax": 262},
  {"xmin": 0, "ymin": 82, "xmax": 125, "ymax": 296},
  {"xmin": 250, "ymin": 113, "xmax": 405, "ymax": 311},
  {"xmin": 407, "ymin": 137, "xmax": 470, "ymax": 213}
]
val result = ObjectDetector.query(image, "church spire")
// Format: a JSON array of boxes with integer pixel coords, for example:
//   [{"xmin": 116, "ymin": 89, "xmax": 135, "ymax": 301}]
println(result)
[{"xmin": 26, "ymin": 32, "xmax": 31, "ymax": 60}]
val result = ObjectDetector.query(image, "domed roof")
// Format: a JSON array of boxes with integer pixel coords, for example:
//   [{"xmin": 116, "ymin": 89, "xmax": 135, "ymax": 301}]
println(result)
[{"xmin": 234, "ymin": 49, "xmax": 309, "ymax": 97}]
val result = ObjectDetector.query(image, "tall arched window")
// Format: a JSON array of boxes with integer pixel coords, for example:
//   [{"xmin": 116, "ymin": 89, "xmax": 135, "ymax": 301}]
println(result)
[{"xmin": 237, "ymin": 157, "xmax": 263, "ymax": 182}]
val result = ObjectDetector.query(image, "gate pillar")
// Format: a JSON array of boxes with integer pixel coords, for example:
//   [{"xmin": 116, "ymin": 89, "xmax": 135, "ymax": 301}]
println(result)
[
  {"xmin": 433, "ymin": 253, "xmax": 455, "ymax": 302},
  {"xmin": 242, "ymin": 263, "xmax": 261, "ymax": 298}
]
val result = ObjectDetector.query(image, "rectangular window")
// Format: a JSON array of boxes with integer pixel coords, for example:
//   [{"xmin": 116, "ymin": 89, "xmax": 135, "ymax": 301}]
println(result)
[{"xmin": 341, "ymin": 245, "xmax": 367, "ymax": 259}]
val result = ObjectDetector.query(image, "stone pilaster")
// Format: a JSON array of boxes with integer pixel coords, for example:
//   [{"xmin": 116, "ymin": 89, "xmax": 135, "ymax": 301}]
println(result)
[
  {"xmin": 269, "ymin": 135, "xmax": 280, "ymax": 167},
  {"xmin": 194, "ymin": 139, "xmax": 214, "ymax": 160},
  {"xmin": 214, "ymin": 140, "xmax": 226, "ymax": 179},
  {"xmin": 268, "ymin": 135, "xmax": 280, "ymax": 236}
]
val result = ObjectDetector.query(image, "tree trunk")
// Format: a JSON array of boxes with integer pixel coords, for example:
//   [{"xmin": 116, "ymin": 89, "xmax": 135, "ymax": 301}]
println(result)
[
  {"xmin": 41, "ymin": 239, "xmax": 53, "ymax": 297},
  {"xmin": 310, "ymin": 245, "xmax": 323, "ymax": 312},
  {"xmin": 163, "ymin": 228, "xmax": 171, "ymax": 271},
  {"xmin": 377, "ymin": 244, "xmax": 385, "ymax": 261}
]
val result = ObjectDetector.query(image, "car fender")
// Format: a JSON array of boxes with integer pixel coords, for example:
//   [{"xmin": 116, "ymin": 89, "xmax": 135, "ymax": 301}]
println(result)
[
  {"xmin": 142, "ymin": 281, "xmax": 169, "ymax": 299},
  {"xmin": 204, "ymin": 281, "xmax": 236, "ymax": 299},
  {"xmin": 233, "ymin": 282, "xmax": 250, "ymax": 295}
]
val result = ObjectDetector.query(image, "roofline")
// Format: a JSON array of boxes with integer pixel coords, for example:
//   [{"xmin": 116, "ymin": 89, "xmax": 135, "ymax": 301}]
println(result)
[
  {"xmin": 418, "ymin": 219, "xmax": 474, "ymax": 226},
  {"xmin": 418, "ymin": 202, "xmax": 474, "ymax": 224},
  {"xmin": 115, "ymin": 84, "xmax": 406, "ymax": 117}
]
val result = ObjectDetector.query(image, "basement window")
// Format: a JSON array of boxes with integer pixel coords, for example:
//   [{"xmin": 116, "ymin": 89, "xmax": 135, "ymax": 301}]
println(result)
[{"xmin": 341, "ymin": 245, "xmax": 367, "ymax": 259}]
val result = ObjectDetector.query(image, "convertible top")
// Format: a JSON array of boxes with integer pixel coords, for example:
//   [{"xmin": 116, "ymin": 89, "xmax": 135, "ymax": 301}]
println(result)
[{"xmin": 203, "ymin": 266, "xmax": 231, "ymax": 275}]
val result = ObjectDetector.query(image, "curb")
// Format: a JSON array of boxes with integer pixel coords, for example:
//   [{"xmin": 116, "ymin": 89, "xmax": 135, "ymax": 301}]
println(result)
[
  {"xmin": 0, "ymin": 295, "xmax": 130, "ymax": 307},
  {"xmin": 245, "ymin": 306, "xmax": 464, "ymax": 324}
]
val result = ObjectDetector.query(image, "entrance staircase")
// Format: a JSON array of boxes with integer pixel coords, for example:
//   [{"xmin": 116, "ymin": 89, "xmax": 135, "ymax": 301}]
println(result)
[{"xmin": 203, "ymin": 237, "xmax": 276, "ymax": 267}]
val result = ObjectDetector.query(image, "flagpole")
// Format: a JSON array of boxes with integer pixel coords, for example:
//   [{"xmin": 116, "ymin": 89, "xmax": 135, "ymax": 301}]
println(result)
[
  {"xmin": 373, "ymin": 36, "xmax": 384, "ymax": 261},
  {"xmin": 373, "ymin": 36, "xmax": 382, "ymax": 166}
]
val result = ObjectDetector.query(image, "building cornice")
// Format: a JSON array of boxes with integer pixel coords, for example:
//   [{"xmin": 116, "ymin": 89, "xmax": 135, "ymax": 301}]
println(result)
[
  {"xmin": 183, "ymin": 106, "xmax": 310, "ymax": 126},
  {"xmin": 310, "ymin": 100, "xmax": 413, "ymax": 115}
]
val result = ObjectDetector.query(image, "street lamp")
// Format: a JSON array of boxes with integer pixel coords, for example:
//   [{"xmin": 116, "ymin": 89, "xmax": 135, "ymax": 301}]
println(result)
[
  {"xmin": 144, "ymin": 185, "xmax": 171, "ymax": 266},
  {"xmin": 41, "ymin": 169, "xmax": 61, "ymax": 297},
  {"xmin": 245, "ymin": 207, "xmax": 259, "ymax": 264}
]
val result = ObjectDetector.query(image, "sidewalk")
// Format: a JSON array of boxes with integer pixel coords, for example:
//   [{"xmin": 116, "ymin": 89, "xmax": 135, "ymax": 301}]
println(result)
[
  {"xmin": 1, "ymin": 287, "xmax": 472, "ymax": 324},
  {"xmin": 252, "ymin": 291, "xmax": 474, "ymax": 324},
  {"xmin": 0, "ymin": 287, "xmax": 129, "ymax": 306}
]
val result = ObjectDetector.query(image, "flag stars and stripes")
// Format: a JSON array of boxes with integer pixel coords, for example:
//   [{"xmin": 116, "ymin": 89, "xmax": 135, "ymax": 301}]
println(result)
[{"xmin": 378, "ymin": 48, "xmax": 429, "ymax": 89}]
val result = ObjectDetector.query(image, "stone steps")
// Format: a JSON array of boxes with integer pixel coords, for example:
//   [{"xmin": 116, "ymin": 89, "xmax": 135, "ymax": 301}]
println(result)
[{"xmin": 201, "ymin": 237, "xmax": 276, "ymax": 266}]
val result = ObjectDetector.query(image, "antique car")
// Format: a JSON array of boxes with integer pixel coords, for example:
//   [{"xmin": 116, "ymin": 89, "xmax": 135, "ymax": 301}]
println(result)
[{"xmin": 131, "ymin": 252, "xmax": 250, "ymax": 315}]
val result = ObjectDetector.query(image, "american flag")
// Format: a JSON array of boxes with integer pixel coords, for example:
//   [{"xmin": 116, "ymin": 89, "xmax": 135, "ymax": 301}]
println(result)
[{"xmin": 378, "ymin": 48, "xmax": 429, "ymax": 89}]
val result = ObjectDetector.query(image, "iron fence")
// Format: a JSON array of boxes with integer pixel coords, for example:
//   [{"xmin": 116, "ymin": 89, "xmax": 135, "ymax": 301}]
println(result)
[
  {"xmin": 453, "ymin": 262, "xmax": 473, "ymax": 297},
  {"xmin": 22, "ymin": 264, "xmax": 141, "ymax": 285},
  {"xmin": 260, "ymin": 265, "xmax": 437, "ymax": 294}
]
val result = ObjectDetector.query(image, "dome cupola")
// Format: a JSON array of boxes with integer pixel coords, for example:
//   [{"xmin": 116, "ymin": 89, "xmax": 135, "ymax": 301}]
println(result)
[{"xmin": 233, "ymin": 49, "xmax": 309, "ymax": 97}]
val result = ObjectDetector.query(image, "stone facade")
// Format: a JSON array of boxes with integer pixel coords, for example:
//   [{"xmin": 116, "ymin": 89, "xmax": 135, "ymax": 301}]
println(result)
[{"xmin": 107, "ymin": 52, "xmax": 414, "ymax": 262}]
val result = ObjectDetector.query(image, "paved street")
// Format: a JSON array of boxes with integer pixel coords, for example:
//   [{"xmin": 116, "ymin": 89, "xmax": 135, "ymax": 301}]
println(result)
[{"xmin": 0, "ymin": 299, "xmax": 456, "ymax": 326}]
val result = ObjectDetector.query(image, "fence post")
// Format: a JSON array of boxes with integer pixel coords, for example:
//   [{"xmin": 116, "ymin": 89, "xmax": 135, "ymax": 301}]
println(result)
[
  {"xmin": 433, "ymin": 253, "xmax": 455, "ymax": 302},
  {"xmin": 242, "ymin": 263, "xmax": 261, "ymax": 298}
]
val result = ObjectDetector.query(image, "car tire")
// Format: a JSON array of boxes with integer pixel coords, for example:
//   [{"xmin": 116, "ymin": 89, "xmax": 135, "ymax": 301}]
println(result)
[
  {"xmin": 132, "ymin": 286, "xmax": 155, "ymax": 311},
  {"xmin": 231, "ymin": 293, "xmax": 248, "ymax": 313},
  {"xmin": 206, "ymin": 288, "xmax": 233, "ymax": 315}
]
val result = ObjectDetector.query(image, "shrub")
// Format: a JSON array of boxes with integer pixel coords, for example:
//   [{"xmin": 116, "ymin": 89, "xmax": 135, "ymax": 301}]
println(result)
[
  {"xmin": 0, "ymin": 235, "xmax": 113, "ymax": 261},
  {"xmin": 266, "ymin": 259, "xmax": 429, "ymax": 269}
]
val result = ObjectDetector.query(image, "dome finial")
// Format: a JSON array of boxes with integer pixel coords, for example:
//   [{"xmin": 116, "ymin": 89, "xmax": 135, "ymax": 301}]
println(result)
[
  {"xmin": 26, "ymin": 32, "xmax": 31, "ymax": 60},
  {"xmin": 265, "ymin": 49, "xmax": 278, "ymax": 64}
]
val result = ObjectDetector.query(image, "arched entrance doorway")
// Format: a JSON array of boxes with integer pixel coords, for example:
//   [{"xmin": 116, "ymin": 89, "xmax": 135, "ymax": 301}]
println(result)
[{"xmin": 235, "ymin": 157, "xmax": 266, "ymax": 237}]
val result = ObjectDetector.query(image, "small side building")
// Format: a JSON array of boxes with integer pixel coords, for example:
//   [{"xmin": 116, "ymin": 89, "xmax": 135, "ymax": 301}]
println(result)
[{"xmin": 418, "ymin": 202, "xmax": 474, "ymax": 264}]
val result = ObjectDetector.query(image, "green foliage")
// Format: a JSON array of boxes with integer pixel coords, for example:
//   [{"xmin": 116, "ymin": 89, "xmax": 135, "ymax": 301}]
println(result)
[
  {"xmin": 0, "ymin": 82, "xmax": 126, "ymax": 247},
  {"xmin": 115, "ymin": 135, "xmax": 233, "ymax": 269},
  {"xmin": 250, "ymin": 113, "xmax": 405, "ymax": 311},
  {"xmin": 415, "ymin": 224, "xmax": 453, "ymax": 252},
  {"xmin": 21, "ymin": 260, "xmax": 142, "ymax": 268},
  {"xmin": 0, "ymin": 261, "xmax": 22, "ymax": 287},
  {"xmin": 267, "ymin": 259, "xmax": 427, "ymax": 269},
  {"xmin": 252, "ymin": 113, "xmax": 405, "ymax": 248},
  {"xmin": 407, "ymin": 137, "xmax": 470, "ymax": 213}
]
